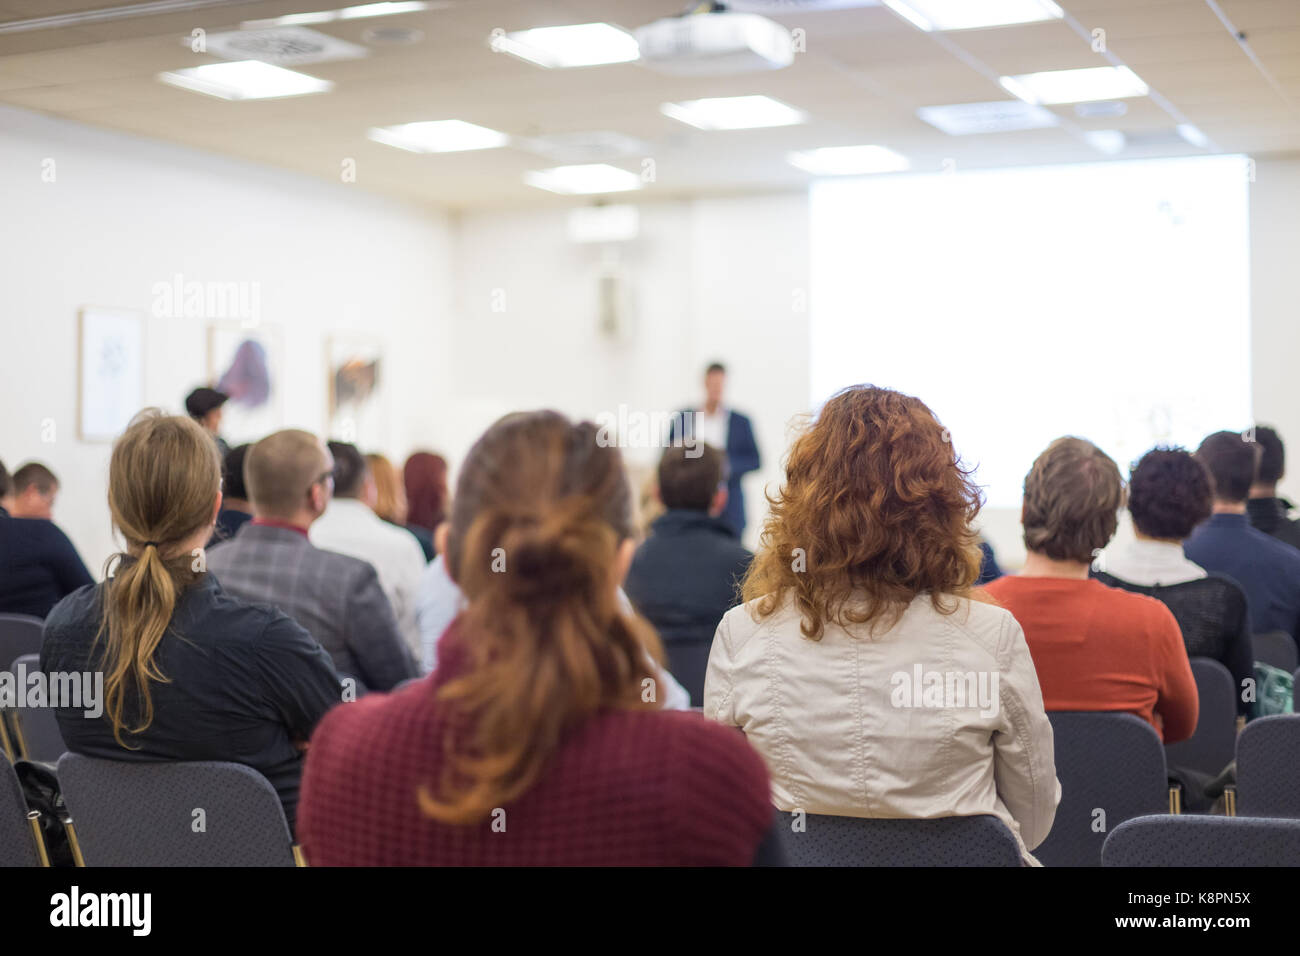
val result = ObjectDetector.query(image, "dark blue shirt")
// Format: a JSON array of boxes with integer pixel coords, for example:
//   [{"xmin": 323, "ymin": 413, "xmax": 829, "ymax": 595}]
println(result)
[
  {"xmin": 624, "ymin": 509, "xmax": 752, "ymax": 705},
  {"xmin": 0, "ymin": 507, "xmax": 94, "ymax": 618},
  {"xmin": 41, "ymin": 571, "xmax": 344, "ymax": 832},
  {"xmin": 1184, "ymin": 512, "xmax": 1300, "ymax": 641}
]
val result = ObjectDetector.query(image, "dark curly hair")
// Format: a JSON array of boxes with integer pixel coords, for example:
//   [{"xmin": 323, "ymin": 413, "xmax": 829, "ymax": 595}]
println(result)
[
  {"xmin": 742, "ymin": 384, "xmax": 986, "ymax": 640},
  {"xmin": 1127, "ymin": 447, "xmax": 1213, "ymax": 540}
]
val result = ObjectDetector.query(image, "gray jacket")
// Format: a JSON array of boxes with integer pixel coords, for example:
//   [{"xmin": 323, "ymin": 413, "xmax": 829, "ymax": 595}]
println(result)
[{"xmin": 207, "ymin": 522, "xmax": 418, "ymax": 693}]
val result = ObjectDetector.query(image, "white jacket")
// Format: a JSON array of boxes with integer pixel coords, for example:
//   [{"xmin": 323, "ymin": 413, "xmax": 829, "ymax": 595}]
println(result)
[{"xmin": 704, "ymin": 591, "xmax": 1060, "ymax": 863}]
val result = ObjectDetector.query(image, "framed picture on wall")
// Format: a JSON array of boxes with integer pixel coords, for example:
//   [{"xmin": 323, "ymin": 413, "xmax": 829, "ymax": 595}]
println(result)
[
  {"xmin": 78, "ymin": 307, "xmax": 144, "ymax": 443},
  {"xmin": 326, "ymin": 333, "xmax": 386, "ymax": 447},
  {"xmin": 207, "ymin": 322, "xmax": 284, "ymax": 445}
]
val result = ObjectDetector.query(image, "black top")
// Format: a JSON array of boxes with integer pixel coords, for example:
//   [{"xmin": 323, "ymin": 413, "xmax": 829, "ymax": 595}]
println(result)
[
  {"xmin": 41, "ymin": 571, "xmax": 343, "ymax": 832},
  {"xmin": 0, "ymin": 506, "xmax": 94, "ymax": 618},
  {"xmin": 1246, "ymin": 497, "xmax": 1300, "ymax": 552},
  {"xmin": 1092, "ymin": 570, "xmax": 1254, "ymax": 716},
  {"xmin": 624, "ymin": 509, "xmax": 753, "ymax": 705}
]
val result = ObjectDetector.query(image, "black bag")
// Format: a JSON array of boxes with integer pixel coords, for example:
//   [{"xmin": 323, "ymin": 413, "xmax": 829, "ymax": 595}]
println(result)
[{"xmin": 14, "ymin": 759, "xmax": 75, "ymax": 867}]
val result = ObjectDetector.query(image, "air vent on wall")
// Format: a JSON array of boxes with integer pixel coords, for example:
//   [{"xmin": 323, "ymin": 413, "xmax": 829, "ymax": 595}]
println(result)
[
  {"xmin": 191, "ymin": 26, "xmax": 368, "ymax": 66},
  {"xmin": 362, "ymin": 26, "xmax": 424, "ymax": 45}
]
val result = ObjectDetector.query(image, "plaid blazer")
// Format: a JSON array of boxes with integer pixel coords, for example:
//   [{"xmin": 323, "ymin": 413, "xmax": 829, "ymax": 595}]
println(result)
[{"xmin": 207, "ymin": 523, "xmax": 418, "ymax": 693}]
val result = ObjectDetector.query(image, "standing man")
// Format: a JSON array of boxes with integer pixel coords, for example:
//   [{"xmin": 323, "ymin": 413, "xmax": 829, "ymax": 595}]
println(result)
[
  {"xmin": 185, "ymin": 386, "xmax": 231, "ymax": 459},
  {"xmin": 670, "ymin": 362, "xmax": 760, "ymax": 539}
]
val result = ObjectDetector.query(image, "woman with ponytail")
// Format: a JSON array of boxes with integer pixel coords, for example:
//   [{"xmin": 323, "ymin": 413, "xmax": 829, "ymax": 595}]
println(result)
[
  {"xmin": 298, "ymin": 411, "xmax": 774, "ymax": 865},
  {"xmin": 41, "ymin": 410, "xmax": 343, "ymax": 832}
]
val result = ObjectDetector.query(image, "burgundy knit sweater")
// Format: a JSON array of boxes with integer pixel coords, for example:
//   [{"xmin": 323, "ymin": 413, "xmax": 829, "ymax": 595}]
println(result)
[{"xmin": 297, "ymin": 624, "xmax": 773, "ymax": 866}]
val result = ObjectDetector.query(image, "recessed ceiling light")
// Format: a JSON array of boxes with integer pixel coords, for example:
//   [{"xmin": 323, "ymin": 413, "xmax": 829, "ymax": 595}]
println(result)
[
  {"xmin": 524, "ymin": 163, "xmax": 643, "ymax": 195},
  {"xmin": 157, "ymin": 61, "xmax": 333, "ymax": 100},
  {"xmin": 243, "ymin": 2, "xmax": 435, "ymax": 28},
  {"xmin": 368, "ymin": 120, "xmax": 509, "ymax": 152},
  {"xmin": 338, "ymin": 2, "xmax": 430, "ymax": 19},
  {"xmin": 492, "ymin": 22, "xmax": 640, "ymax": 69},
  {"xmin": 1177, "ymin": 123, "xmax": 1210, "ymax": 148},
  {"xmin": 788, "ymin": 145, "xmax": 909, "ymax": 175},
  {"xmin": 1000, "ymin": 66, "xmax": 1148, "ymax": 105},
  {"xmin": 917, "ymin": 99, "xmax": 1059, "ymax": 135},
  {"xmin": 882, "ymin": 0, "xmax": 1062, "ymax": 31},
  {"xmin": 660, "ymin": 94, "xmax": 805, "ymax": 130},
  {"xmin": 1083, "ymin": 129, "xmax": 1126, "ymax": 155}
]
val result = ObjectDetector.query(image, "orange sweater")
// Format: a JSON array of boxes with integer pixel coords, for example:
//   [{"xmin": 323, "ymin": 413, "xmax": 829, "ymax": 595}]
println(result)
[{"xmin": 984, "ymin": 576, "xmax": 1199, "ymax": 743}]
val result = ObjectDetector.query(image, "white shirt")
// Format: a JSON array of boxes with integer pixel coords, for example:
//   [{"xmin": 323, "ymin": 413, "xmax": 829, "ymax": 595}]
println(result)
[
  {"xmin": 1100, "ymin": 538, "xmax": 1206, "ymax": 587},
  {"xmin": 416, "ymin": 555, "xmax": 465, "ymax": 673},
  {"xmin": 705, "ymin": 591, "xmax": 1060, "ymax": 864},
  {"xmin": 693, "ymin": 407, "xmax": 730, "ymax": 451},
  {"xmin": 310, "ymin": 498, "xmax": 427, "ymax": 659}
]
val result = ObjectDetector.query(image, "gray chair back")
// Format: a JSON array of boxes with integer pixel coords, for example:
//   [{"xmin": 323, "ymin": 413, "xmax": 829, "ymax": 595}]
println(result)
[
  {"xmin": 773, "ymin": 812, "xmax": 1021, "ymax": 866},
  {"xmin": 7, "ymin": 655, "xmax": 66, "ymax": 765},
  {"xmin": 58, "ymin": 753, "xmax": 296, "ymax": 866},
  {"xmin": 0, "ymin": 614, "xmax": 43, "ymax": 671},
  {"xmin": 1103, "ymin": 813, "xmax": 1300, "ymax": 866},
  {"xmin": 1237, "ymin": 714, "xmax": 1300, "ymax": 818},
  {"xmin": 1036, "ymin": 712, "xmax": 1168, "ymax": 867},
  {"xmin": 1253, "ymin": 630, "xmax": 1298, "ymax": 673},
  {"xmin": 1164, "ymin": 657, "xmax": 1237, "ymax": 777},
  {"xmin": 0, "ymin": 758, "xmax": 42, "ymax": 867}
]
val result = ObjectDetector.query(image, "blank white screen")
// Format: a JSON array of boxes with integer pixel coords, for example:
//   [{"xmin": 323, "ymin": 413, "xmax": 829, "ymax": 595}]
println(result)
[{"xmin": 810, "ymin": 155, "xmax": 1252, "ymax": 507}]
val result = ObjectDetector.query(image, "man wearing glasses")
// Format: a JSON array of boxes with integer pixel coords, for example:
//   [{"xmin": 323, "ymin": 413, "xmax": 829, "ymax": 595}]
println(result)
[{"xmin": 207, "ymin": 429, "xmax": 418, "ymax": 694}]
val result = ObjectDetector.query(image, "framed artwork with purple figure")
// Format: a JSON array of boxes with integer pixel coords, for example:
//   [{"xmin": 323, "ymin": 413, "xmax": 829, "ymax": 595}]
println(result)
[{"xmin": 207, "ymin": 322, "xmax": 284, "ymax": 445}]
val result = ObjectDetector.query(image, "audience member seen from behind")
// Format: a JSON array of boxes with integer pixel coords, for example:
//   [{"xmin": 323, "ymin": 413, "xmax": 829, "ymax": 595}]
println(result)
[
  {"xmin": 206, "ymin": 430, "xmax": 418, "ymax": 693},
  {"xmin": 368, "ymin": 452, "xmax": 434, "ymax": 561},
  {"xmin": 40, "ymin": 411, "xmax": 342, "ymax": 832},
  {"xmin": 185, "ymin": 386, "xmax": 230, "ymax": 459},
  {"xmin": 403, "ymin": 451, "xmax": 449, "ymax": 542},
  {"xmin": 7, "ymin": 462, "xmax": 61, "ymax": 519},
  {"xmin": 1185, "ymin": 430, "xmax": 1300, "ymax": 646},
  {"xmin": 0, "ymin": 458, "xmax": 93, "ymax": 618},
  {"xmin": 310, "ymin": 442, "xmax": 426, "ymax": 658},
  {"xmin": 1246, "ymin": 426, "xmax": 1300, "ymax": 551},
  {"xmin": 1093, "ymin": 448, "xmax": 1252, "ymax": 717},
  {"xmin": 298, "ymin": 411, "xmax": 775, "ymax": 866},
  {"xmin": 986, "ymin": 438, "xmax": 1198, "ymax": 744},
  {"xmin": 705, "ymin": 385, "xmax": 1059, "ymax": 864},
  {"xmin": 624, "ymin": 443, "xmax": 752, "ymax": 706},
  {"xmin": 211, "ymin": 443, "xmax": 253, "ymax": 545}
]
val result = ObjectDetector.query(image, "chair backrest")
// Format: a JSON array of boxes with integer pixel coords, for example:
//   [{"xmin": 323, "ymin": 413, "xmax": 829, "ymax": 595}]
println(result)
[
  {"xmin": 0, "ymin": 758, "xmax": 42, "ymax": 867},
  {"xmin": 1102, "ymin": 813, "xmax": 1300, "ymax": 866},
  {"xmin": 1253, "ymin": 630, "xmax": 1299, "ymax": 673},
  {"xmin": 58, "ymin": 753, "xmax": 296, "ymax": 866},
  {"xmin": 0, "ymin": 614, "xmax": 43, "ymax": 672},
  {"xmin": 1236, "ymin": 714, "xmax": 1300, "ymax": 818},
  {"xmin": 773, "ymin": 812, "xmax": 1022, "ymax": 867},
  {"xmin": 1036, "ymin": 712, "xmax": 1168, "ymax": 867},
  {"xmin": 7, "ymin": 655, "xmax": 66, "ymax": 765},
  {"xmin": 1164, "ymin": 657, "xmax": 1237, "ymax": 777}
]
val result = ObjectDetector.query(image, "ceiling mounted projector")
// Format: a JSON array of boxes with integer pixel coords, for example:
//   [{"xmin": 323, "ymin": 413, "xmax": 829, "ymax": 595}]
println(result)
[{"xmin": 634, "ymin": 5, "xmax": 794, "ymax": 75}]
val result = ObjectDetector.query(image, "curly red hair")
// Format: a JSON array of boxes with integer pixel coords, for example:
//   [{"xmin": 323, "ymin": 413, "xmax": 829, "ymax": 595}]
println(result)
[{"xmin": 743, "ymin": 385, "xmax": 986, "ymax": 639}]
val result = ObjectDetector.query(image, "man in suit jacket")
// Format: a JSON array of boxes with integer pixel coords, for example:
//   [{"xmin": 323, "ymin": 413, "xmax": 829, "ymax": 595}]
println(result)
[
  {"xmin": 206, "ymin": 429, "xmax": 418, "ymax": 694},
  {"xmin": 624, "ymin": 444, "xmax": 752, "ymax": 706},
  {"xmin": 669, "ymin": 362, "xmax": 760, "ymax": 538}
]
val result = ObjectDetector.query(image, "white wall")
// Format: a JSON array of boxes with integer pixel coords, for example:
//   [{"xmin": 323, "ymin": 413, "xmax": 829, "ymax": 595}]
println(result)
[
  {"xmin": 2, "ymin": 102, "xmax": 1294, "ymax": 573},
  {"xmin": 445, "ymin": 194, "xmax": 809, "ymax": 548},
  {"xmin": 0, "ymin": 105, "xmax": 451, "ymax": 572}
]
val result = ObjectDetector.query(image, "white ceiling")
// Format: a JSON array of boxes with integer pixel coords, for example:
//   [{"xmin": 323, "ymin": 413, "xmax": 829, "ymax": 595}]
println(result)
[{"xmin": 0, "ymin": 0, "xmax": 1296, "ymax": 210}]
